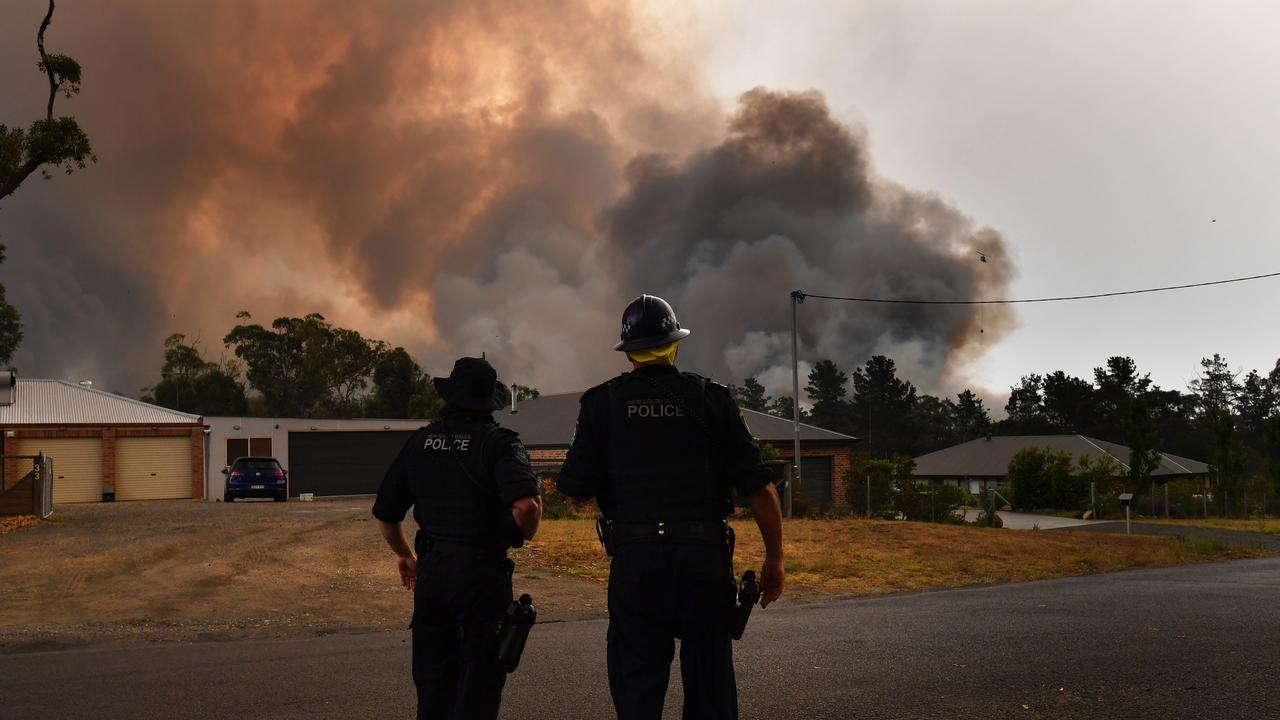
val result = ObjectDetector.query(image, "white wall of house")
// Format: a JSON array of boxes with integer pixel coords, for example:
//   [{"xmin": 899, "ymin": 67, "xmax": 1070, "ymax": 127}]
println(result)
[
  {"xmin": 203, "ymin": 416, "xmax": 426, "ymax": 500},
  {"xmin": 916, "ymin": 477, "xmax": 1007, "ymax": 493}
]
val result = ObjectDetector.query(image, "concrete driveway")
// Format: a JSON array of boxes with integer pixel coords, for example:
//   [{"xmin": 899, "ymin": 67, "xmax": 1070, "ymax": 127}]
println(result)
[{"xmin": 963, "ymin": 508, "xmax": 1104, "ymax": 529}]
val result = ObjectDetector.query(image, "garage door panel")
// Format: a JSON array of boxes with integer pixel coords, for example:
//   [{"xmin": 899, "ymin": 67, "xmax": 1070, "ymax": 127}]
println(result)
[
  {"xmin": 288, "ymin": 431, "xmax": 413, "ymax": 496},
  {"xmin": 116, "ymin": 437, "xmax": 192, "ymax": 501},
  {"xmin": 799, "ymin": 456, "xmax": 833, "ymax": 511},
  {"xmin": 15, "ymin": 438, "xmax": 102, "ymax": 504}
]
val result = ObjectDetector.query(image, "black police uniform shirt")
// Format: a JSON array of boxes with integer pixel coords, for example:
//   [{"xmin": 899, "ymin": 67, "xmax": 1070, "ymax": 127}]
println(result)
[
  {"xmin": 556, "ymin": 365, "xmax": 774, "ymax": 521},
  {"xmin": 372, "ymin": 410, "xmax": 540, "ymax": 552}
]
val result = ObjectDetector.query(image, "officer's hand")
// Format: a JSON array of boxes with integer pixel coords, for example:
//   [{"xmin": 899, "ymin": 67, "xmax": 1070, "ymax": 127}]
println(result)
[
  {"xmin": 760, "ymin": 557, "xmax": 784, "ymax": 608},
  {"xmin": 396, "ymin": 554, "xmax": 417, "ymax": 591}
]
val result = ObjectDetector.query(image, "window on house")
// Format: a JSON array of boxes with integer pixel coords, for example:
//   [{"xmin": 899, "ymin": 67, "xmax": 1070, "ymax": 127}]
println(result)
[
  {"xmin": 226, "ymin": 438, "xmax": 249, "ymax": 465},
  {"xmin": 249, "ymin": 437, "xmax": 273, "ymax": 457},
  {"xmin": 226, "ymin": 437, "xmax": 274, "ymax": 465}
]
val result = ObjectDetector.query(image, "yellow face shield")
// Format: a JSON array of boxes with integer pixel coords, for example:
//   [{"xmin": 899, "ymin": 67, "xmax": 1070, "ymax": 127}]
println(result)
[{"xmin": 625, "ymin": 341, "xmax": 680, "ymax": 366}]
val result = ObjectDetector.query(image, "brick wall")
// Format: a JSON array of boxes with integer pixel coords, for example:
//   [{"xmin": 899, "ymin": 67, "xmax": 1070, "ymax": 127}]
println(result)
[
  {"xmin": 772, "ymin": 442, "xmax": 855, "ymax": 508},
  {"xmin": 102, "ymin": 428, "xmax": 117, "ymax": 493},
  {"xmin": 528, "ymin": 448, "xmax": 568, "ymax": 466}
]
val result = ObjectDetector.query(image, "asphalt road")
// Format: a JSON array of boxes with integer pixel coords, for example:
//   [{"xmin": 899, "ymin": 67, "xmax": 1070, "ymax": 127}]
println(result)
[
  {"xmin": 3, "ymin": 558, "xmax": 1278, "ymax": 720},
  {"xmin": 1061, "ymin": 521, "xmax": 1280, "ymax": 551}
]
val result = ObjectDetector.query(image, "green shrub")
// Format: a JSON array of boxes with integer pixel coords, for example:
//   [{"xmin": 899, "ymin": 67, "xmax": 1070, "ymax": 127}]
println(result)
[
  {"xmin": 843, "ymin": 454, "xmax": 960, "ymax": 523},
  {"xmin": 844, "ymin": 453, "xmax": 896, "ymax": 517},
  {"xmin": 893, "ymin": 479, "xmax": 966, "ymax": 523},
  {"xmin": 1007, "ymin": 447, "xmax": 1121, "ymax": 513},
  {"xmin": 1007, "ymin": 447, "xmax": 1077, "ymax": 511},
  {"xmin": 541, "ymin": 475, "xmax": 595, "ymax": 519}
]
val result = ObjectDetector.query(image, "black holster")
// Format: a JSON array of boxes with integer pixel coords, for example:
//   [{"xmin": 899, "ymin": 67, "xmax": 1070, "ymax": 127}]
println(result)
[
  {"xmin": 730, "ymin": 570, "xmax": 761, "ymax": 641},
  {"xmin": 596, "ymin": 518, "xmax": 617, "ymax": 556},
  {"xmin": 495, "ymin": 593, "xmax": 536, "ymax": 673}
]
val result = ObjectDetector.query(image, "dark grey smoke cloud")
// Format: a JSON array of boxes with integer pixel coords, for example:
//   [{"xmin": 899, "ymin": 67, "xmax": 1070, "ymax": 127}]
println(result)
[
  {"xmin": 603, "ymin": 89, "xmax": 1015, "ymax": 396},
  {"xmin": 0, "ymin": 1, "xmax": 1013, "ymax": 400}
]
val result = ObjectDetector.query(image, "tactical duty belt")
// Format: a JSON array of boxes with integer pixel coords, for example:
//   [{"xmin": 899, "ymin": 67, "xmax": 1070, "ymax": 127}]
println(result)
[
  {"xmin": 419, "ymin": 535, "xmax": 508, "ymax": 562},
  {"xmin": 606, "ymin": 519, "xmax": 731, "ymax": 546}
]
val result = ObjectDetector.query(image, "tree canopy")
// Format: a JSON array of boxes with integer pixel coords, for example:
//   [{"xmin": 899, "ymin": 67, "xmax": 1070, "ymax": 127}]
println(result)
[
  {"xmin": 0, "ymin": 246, "xmax": 21, "ymax": 366},
  {"xmin": 1, "ymin": 2, "xmax": 97, "ymax": 368},
  {"xmin": 731, "ymin": 377, "xmax": 772, "ymax": 412},
  {"xmin": 736, "ymin": 350, "xmax": 1280, "ymax": 517},
  {"xmin": 365, "ymin": 347, "xmax": 443, "ymax": 420},
  {"xmin": 142, "ymin": 314, "xmax": 471, "ymax": 421},
  {"xmin": 222, "ymin": 313, "xmax": 387, "ymax": 417},
  {"xmin": 141, "ymin": 334, "xmax": 247, "ymax": 416},
  {"xmin": 0, "ymin": 1, "xmax": 96, "ymax": 202}
]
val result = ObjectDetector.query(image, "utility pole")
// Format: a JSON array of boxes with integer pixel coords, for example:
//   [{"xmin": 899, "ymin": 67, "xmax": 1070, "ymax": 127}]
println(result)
[{"xmin": 789, "ymin": 291, "xmax": 805, "ymax": 519}]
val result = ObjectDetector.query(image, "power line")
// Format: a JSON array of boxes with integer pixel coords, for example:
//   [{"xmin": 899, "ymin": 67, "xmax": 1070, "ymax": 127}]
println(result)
[{"xmin": 798, "ymin": 270, "xmax": 1280, "ymax": 305}]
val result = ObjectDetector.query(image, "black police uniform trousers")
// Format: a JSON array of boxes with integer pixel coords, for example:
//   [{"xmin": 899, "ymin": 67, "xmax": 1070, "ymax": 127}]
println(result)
[
  {"xmin": 412, "ymin": 549, "xmax": 512, "ymax": 720},
  {"xmin": 607, "ymin": 541, "xmax": 738, "ymax": 720}
]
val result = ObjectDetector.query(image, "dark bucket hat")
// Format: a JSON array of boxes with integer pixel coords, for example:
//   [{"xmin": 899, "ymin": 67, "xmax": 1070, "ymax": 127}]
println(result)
[{"xmin": 432, "ymin": 357, "xmax": 510, "ymax": 412}]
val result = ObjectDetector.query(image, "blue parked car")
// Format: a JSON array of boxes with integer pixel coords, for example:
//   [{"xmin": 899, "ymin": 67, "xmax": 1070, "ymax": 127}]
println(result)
[{"xmin": 223, "ymin": 457, "xmax": 288, "ymax": 502}]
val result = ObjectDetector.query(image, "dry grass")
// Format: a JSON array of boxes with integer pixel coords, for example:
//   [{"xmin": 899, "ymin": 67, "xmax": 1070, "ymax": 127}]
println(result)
[
  {"xmin": 515, "ymin": 517, "xmax": 1270, "ymax": 596},
  {"xmin": 0, "ymin": 515, "xmax": 39, "ymax": 535},
  {"xmin": 1143, "ymin": 517, "xmax": 1280, "ymax": 536},
  {"xmin": 1, "ymin": 503, "xmax": 1268, "ymax": 651}
]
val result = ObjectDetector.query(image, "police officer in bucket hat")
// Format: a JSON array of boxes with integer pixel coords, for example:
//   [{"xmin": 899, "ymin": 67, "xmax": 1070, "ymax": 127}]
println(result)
[
  {"xmin": 373, "ymin": 356, "xmax": 543, "ymax": 720},
  {"xmin": 557, "ymin": 294, "xmax": 785, "ymax": 720}
]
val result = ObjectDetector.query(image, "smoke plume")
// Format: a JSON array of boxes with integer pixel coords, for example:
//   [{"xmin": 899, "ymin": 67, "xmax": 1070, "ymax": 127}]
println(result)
[{"xmin": 0, "ymin": 0, "xmax": 1014, "ymax": 401}]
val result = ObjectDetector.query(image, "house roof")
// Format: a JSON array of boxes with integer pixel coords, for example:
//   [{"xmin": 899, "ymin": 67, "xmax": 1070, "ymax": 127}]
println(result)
[
  {"xmin": 911, "ymin": 434, "xmax": 1209, "ymax": 478},
  {"xmin": 498, "ymin": 391, "xmax": 856, "ymax": 447},
  {"xmin": 0, "ymin": 379, "xmax": 202, "ymax": 426}
]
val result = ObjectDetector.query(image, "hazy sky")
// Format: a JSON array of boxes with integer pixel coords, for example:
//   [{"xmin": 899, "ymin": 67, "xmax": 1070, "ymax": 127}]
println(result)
[
  {"xmin": 693, "ymin": 0, "xmax": 1280, "ymax": 399},
  {"xmin": 2, "ymin": 1, "xmax": 1278, "ymax": 407}
]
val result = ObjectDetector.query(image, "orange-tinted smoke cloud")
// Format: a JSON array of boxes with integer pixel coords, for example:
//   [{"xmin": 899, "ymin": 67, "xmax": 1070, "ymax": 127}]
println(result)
[{"xmin": 0, "ymin": 0, "xmax": 1014, "ymax": 397}]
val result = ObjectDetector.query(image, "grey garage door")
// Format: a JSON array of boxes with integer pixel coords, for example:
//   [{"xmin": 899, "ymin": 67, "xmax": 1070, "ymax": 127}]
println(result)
[
  {"xmin": 287, "ymin": 431, "xmax": 414, "ymax": 497},
  {"xmin": 799, "ymin": 456, "xmax": 833, "ymax": 511}
]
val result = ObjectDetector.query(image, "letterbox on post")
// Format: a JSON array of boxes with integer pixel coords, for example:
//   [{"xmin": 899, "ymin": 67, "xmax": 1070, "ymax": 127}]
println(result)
[{"xmin": 1118, "ymin": 492, "xmax": 1135, "ymax": 536}]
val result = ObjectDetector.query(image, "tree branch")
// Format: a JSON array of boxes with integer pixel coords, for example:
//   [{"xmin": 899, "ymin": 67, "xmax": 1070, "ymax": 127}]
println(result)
[
  {"xmin": 0, "ymin": 156, "xmax": 43, "ymax": 203},
  {"xmin": 38, "ymin": 0, "xmax": 56, "ymax": 130}
]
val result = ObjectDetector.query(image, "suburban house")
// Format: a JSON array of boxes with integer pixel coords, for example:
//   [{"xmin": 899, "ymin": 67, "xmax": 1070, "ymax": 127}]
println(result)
[
  {"xmin": 501, "ymin": 392, "xmax": 858, "ymax": 510},
  {"xmin": 203, "ymin": 416, "xmax": 424, "ymax": 499},
  {"xmin": 911, "ymin": 434, "xmax": 1210, "ymax": 493},
  {"xmin": 204, "ymin": 391, "xmax": 859, "ymax": 510},
  {"xmin": 0, "ymin": 372, "xmax": 206, "ymax": 505}
]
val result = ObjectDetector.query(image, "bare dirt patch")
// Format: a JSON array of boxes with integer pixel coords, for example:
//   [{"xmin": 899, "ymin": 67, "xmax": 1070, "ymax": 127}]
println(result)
[
  {"xmin": 0, "ymin": 499, "xmax": 603, "ymax": 652},
  {"xmin": 0, "ymin": 501, "xmax": 1266, "ymax": 652}
]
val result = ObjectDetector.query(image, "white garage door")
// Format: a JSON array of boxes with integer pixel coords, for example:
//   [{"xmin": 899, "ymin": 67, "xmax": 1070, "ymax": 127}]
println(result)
[
  {"xmin": 116, "ymin": 437, "xmax": 193, "ymax": 501},
  {"xmin": 15, "ymin": 438, "xmax": 102, "ymax": 504}
]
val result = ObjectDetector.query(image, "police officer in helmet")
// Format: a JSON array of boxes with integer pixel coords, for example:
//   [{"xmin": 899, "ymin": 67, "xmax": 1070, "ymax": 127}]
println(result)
[
  {"xmin": 373, "ymin": 356, "xmax": 543, "ymax": 720},
  {"xmin": 557, "ymin": 295, "xmax": 785, "ymax": 720}
]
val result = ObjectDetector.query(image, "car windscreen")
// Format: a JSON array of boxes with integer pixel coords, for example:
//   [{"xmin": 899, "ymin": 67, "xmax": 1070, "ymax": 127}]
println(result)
[{"xmin": 235, "ymin": 460, "xmax": 281, "ymax": 471}]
